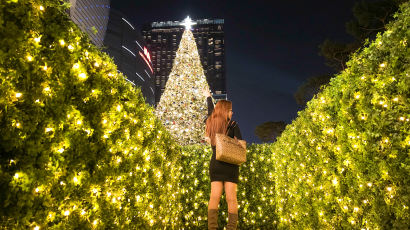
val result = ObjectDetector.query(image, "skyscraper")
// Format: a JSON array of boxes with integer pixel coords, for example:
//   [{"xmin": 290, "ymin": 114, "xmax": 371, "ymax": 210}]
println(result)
[
  {"xmin": 103, "ymin": 9, "xmax": 155, "ymax": 105},
  {"xmin": 142, "ymin": 18, "xmax": 226, "ymax": 105},
  {"xmin": 68, "ymin": 0, "xmax": 110, "ymax": 47},
  {"xmin": 68, "ymin": 1, "xmax": 155, "ymax": 105}
]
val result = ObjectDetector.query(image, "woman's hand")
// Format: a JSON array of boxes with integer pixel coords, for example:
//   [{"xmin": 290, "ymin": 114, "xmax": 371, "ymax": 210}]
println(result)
[{"xmin": 202, "ymin": 89, "xmax": 212, "ymax": 98}]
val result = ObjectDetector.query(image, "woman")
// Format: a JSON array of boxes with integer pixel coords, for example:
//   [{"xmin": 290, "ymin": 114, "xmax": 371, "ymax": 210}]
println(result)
[{"xmin": 203, "ymin": 89, "xmax": 243, "ymax": 230}]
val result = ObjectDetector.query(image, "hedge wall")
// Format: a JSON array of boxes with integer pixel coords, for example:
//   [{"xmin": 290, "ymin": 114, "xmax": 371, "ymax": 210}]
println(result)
[
  {"xmin": 0, "ymin": 1, "xmax": 181, "ymax": 229},
  {"xmin": 271, "ymin": 3, "xmax": 409, "ymax": 229},
  {"xmin": 179, "ymin": 144, "xmax": 278, "ymax": 229}
]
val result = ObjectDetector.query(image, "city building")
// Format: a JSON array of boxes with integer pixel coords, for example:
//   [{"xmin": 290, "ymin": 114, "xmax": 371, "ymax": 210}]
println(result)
[
  {"xmin": 142, "ymin": 18, "xmax": 226, "ymax": 105},
  {"xmin": 68, "ymin": 0, "xmax": 110, "ymax": 47},
  {"xmin": 67, "ymin": 1, "xmax": 155, "ymax": 105},
  {"xmin": 103, "ymin": 9, "xmax": 155, "ymax": 105}
]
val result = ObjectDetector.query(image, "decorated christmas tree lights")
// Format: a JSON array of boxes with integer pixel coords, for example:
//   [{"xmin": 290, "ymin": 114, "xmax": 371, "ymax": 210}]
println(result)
[{"xmin": 155, "ymin": 17, "xmax": 212, "ymax": 145}]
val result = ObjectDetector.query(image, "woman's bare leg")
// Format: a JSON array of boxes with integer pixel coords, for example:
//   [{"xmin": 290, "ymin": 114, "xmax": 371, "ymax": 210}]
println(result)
[
  {"xmin": 224, "ymin": 182, "xmax": 238, "ymax": 214},
  {"xmin": 208, "ymin": 181, "xmax": 224, "ymax": 210}
]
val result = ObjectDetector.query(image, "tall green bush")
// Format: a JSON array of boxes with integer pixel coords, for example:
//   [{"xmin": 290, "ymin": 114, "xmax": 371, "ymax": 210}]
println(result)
[
  {"xmin": 272, "ymin": 3, "xmax": 409, "ymax": 229},
  {"xmin": 0, "ymin": 0, "xmax": 180, "ymax": 228}
]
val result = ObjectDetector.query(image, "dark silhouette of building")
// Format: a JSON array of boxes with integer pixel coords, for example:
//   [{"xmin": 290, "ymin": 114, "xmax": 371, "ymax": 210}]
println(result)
[
  {"xmin": 68, "ymin": 1, "xmax": 155, "ymax": 105},
  {"xmin": 103, "ymin": 9, "xmax": 155, "ymax": 105},
  {"xmin": 142, "ymin": 18, "xmax": 226, "ymax": 105}
]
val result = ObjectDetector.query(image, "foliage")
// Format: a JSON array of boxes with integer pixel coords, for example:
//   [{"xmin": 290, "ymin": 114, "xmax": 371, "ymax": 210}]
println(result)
[
  {"xmin": 296, "ymin": 0, "xmax": 406, "ymax": 108},
  {"xmin": 254, "ymin": 121, "xmax": 287, "ymax": 143},
  {"xmin": 179, "ymin": 144, "xmax": 278, "ymax": 229},
  {"xmin": 293, "ymin": 75, "xmax": 332, "ymax": 107},
  {"xmin": 320, "ymin": 0, "xmax": 406, "ymax": 72},
  {"xmin": 0, "ymin": 0, "xmax": 181, "ymax": 228},
  {"xmin": 272, "ymin": 3, "xmax": 410, "ymax": 229}
]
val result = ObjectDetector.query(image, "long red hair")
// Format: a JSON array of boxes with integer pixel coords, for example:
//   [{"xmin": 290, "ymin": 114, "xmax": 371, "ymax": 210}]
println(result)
[{"xmin": 205, "ymin": 100, "xmax": 232, "ymax": 146}]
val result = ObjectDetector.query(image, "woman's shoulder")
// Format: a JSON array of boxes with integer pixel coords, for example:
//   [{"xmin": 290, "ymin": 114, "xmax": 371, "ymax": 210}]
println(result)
[{"xmin": 228, "ymin": 120, "xmax": 239, "ymax": 128}]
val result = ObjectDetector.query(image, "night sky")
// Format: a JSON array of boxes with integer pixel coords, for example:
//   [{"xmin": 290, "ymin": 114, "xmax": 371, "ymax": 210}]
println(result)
[{"xmin": 111, "ymin": 0, "xmax": 362, "ymax": 143}]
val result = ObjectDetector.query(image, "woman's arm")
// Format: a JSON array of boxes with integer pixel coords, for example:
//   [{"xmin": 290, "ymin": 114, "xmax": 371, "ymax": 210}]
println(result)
[
  {"xmin": 207, "ymin": 96, "xmax": 214, "ymax": 116},
  {"xmin": 233, "ymin": 123, "xmax": 243, "ymax": 140},
  {"xmin": 203, "ymin": 89, "xmax": 214, "ymax": 123}
]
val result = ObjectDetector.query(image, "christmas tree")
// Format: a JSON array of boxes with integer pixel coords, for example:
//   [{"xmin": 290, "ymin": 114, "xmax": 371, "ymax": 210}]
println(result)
[{"xmin": 155, "ymin": 17, "xmax": 213, "ymax": 145}]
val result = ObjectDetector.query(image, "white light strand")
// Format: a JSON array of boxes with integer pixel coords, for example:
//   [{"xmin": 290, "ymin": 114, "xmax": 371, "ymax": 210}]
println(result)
[
  {"xmin": 136, "ymin": 72, "xmax": 145, "ymax": 82},
  {"xmin": 122, "ymin": 46, "xmax": 136, "ymax": 57},
  {"xmin": 122, "ymin": 18, "xmax": 135, "ymax": 30}
]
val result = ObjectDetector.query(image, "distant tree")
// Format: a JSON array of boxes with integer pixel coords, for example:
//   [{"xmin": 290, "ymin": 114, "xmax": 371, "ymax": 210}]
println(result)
[
  {"xmin": 295, "ymin": 0, "xmax": 405, "ymax": 107},
  {"xmin": 319, "ymin": 0, "xmax": 405, "ymax": 72},
  {"xmin": 254, "ymin": 121, "xmax": 286, "ymax": 143},
  {"xmin": 294, "ymin": 74, "xmax": 332, "ymax": 107}
]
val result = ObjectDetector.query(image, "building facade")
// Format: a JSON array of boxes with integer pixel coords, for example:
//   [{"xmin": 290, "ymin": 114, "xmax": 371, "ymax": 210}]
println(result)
[
  {"xmin": 142, "ymin": 18, "xmax": 226, "ymax": 105},
  {"xmin": 103, "ymin": 9, "xmax": 155, "ymax": 105},
  {"xmin": 68, "ymin": 1, "xmax": 155, "ymax": 105},
  {"xmin": 69, "ymin": 0, "xmax": 110, "ymax": 47}
]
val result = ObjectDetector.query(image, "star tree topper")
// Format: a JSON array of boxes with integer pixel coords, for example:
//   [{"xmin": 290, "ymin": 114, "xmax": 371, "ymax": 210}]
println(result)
[{"xmin": 180, "ymin": 16, "xmax": 197, "ymax": 30}]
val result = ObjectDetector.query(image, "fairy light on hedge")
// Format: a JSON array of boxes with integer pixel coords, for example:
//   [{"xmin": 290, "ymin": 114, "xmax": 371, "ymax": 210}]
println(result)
[{"xmin": 78, "ymin": 72, "xmax": 87, "ymax": 80}]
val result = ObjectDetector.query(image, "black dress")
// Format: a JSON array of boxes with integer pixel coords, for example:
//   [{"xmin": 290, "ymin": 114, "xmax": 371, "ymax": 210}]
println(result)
[{"xmin": 205, "ymin": 97, "xmax": 243, "ymax": 184}]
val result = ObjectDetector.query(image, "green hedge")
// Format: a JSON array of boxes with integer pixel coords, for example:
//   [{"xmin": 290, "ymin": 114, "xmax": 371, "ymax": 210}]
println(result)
[
  {"xmin": 179, "ymin": 144, "xmax": 278, "ymax": 229},
  {"xmin": 0, "ymin": 1, "xmax": 180, "ymax": 228},
  {"xmin": 271, "ymin": 3, "xmax": 409, "ymax": 229}
]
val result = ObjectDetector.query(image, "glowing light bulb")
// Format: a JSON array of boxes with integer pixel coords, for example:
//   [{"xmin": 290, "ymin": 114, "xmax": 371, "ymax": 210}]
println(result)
[
  {"xmin": 332, "ymin": 178, "xmax": 338, "ymax": 185},
  {"xmin": 81, "ymin": 210, "xmax": 86, "ymax": 215},
  {"xmin": 367, "ymin": 182, "xmax": 372, "ymax": 187},
  {"xmin": 34, "ymin": 226, "xmax": 40, "ymax": 230},
  {"xmin": 399, "ymin": 117, "xmax": 405, "ymax": 121},
  {"xmin": 77, "ymin": 120, "xmax": 82, "ymax": 125},
  {"xmin": 68, "ymin": 45, "xmax": 74, "ymax": 51},
  {"xmin": 387, "ymin": 187, "xmax": 392, "ymax": 192},
  {"xmin": 14, "ymin": 173, "xmax": 19, "ymax": 179},
  {"xmin": 58, "ymin": 148, "xmax": 64, "ymax": 153},
  {"xmin": 35, "ymin": 187, "xmax": 40, "ymax": 193},
  {"xmin": 35, "ymin": 99, "xmax": 40, "ymax": 103},
  {"xmin": 78, "ymin": 73, "xmax": 87, "ymax": 80},
  {"xmin": 94, "ymin": 62, "xmax": 99, "ymax": 67},
  {"xmin": 16, "ymin": 93, "xmax": 22, "ymax": 98},
  {"xmin": 116, "ymin": 105, "xmax": 121, "ymax": 111},
  {"xmin": 39, "ymin": 5, "xmax": 44, "ymax": 11},
  {"xmin": 73, "ymin": 63, "xmax": 80, "ymax": 69},
  {"xmin": 27, "ymin": 55, "xmax": 33, "ymax": 61},
  {"xmin": 73, "ymin": 177, "xmax": 78, "ymax": 183},
  {"xmin": 380, "ymin": 63, "xmax": 386, "ymax": 68},
  {"xmin": 34, "ymin": 37, "xmax": 41, "ymax": 43},
  {"xmin": 64, "ymin": 210, "xmax": 70, "ymax": 216},
  {"xmin": 42, "ymin": 65, "xmax": 47, "ymax": 71},
  {"xmin": 59, "ymin": 40, "xmax": 65, "ymax": 46}
]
